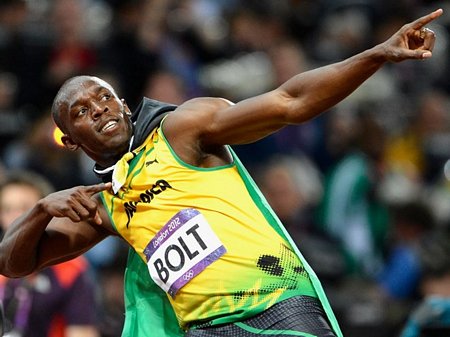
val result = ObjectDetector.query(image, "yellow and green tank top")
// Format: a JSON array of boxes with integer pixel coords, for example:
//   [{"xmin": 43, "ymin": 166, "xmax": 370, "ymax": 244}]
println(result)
[{"xmin": 100, "ymin": 122, "xmax": 342, "ymax": 337}]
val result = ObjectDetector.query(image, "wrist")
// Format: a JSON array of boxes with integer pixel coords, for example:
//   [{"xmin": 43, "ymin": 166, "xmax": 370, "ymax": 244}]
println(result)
[
  {"xmin": 35, "ymin": 198, "xmax": 54, "ymax": 221},
  {"xmin": 363, "ymin": 44, "xmax": 390, "ymax": 65}
]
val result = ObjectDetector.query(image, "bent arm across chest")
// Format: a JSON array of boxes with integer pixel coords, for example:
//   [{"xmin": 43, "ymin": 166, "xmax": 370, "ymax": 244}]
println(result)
[{"xmin": 0, "ymin": 201, "xmax": 111, "ymax": 278}]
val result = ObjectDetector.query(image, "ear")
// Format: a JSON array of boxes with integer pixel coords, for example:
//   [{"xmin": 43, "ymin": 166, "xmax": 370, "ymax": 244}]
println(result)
[
  {"xmin": 61, "ymin": 134, "xmax": 79, "ymax": 151},
  {"xmin": 122, "ymin": 99, "xmax": 132, "ymax": 116}
]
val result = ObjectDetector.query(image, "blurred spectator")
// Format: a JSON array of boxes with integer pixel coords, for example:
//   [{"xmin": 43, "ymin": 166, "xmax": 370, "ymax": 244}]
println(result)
[
  {"xmin": 95, "ymin": 250, "xmax": 128, "ymax": 337},
  {"xmin": 0, "ymin": 170, "xmax": 99, "ymax": 337},
  {"xmin": 268, "ymin": 38, "xmax": 311, "ymax": 89},
  {"xmin": 2, "ymin": 114, "xmax": 88, "ymax": 190},
  {"xmin": 425, "ymin": 168, "xmax": 450, "ymax": 229},
  {"xmin": 377, "ymin": 200, "xmax": 435, "ymax": 300},
  {"xmin": 383, "ymin": 89, "xmax": 450, "ymax": 192},
  {"xmin": 400, "ymin": 230, "xmax": 450, "ymax": 337},
  {"xmin": 317, "ymin": 109, "xmax": 389, "ymax": 277},
  {"xmin": 98, "ymin": 0, "xmax": 157, "ymax": 108},
  {"xmin": 0, "ymin": 72, "xmax": 30, "ymax": 155},
  {"xmin": 227, "ymin": 4, "xmax": 286, "ymax": 53},
  {"xmin": 256, "ymin": 154, "xmax": 346, "ymax": 283},
  {"xmin": 0, "ymin": 0, "xmax": 48, "ymax": 114},
  {"xmin": 311, "ymin": 5, "xmax": 374, "ymax": 63},
  {"xmin": 142, "ymin": 69, "xmax": 189, "ymax": 105},
  {"xmin": 43, "ymin": 0, "xmax": 99, "ymax": 103},
  {"xmin": 257, "ymin": 154, "xmax": 323, "ymax": 233},
  {"xmin": 100, "ymin": 0, "xmax": 203, "ymax": 108}
]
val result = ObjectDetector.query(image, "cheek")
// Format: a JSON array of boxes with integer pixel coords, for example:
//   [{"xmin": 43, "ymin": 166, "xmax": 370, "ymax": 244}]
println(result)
[{"xmin": 70, "ymin": 120, "xmax": 96, "ymax": 140}]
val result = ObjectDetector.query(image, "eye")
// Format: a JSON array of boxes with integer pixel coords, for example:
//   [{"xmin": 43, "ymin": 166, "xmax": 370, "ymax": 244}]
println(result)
[
  {"xmin": 101, "ymin": 93, "xmax": 111, "ymax": 101},
  {"xmin": 77, "ymin": 107, "xmax": 88, "ymax": 116}
]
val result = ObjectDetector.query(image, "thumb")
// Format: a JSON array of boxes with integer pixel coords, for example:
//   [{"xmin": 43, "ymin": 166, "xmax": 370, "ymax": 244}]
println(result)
[
  {"xmin": 419, "ymin": 50, "xmax": 432, "ymax": 59},
  {"xmin": 394, "ymin": 49, "xmax": 432, "ymax": 62},
  {"xmin": 93, "ymin": 210, "xmax": 103, "ymax": 225}
]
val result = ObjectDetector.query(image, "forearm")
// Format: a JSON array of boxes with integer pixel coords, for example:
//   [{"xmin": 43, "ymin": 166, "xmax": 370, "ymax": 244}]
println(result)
[
  {"xmin": 0, "ymin": 201, "xmax": 53, "ymax": 277},
  {"xmin": 279, "ymin": 45, "xmax": 386, "ymax": 123}
]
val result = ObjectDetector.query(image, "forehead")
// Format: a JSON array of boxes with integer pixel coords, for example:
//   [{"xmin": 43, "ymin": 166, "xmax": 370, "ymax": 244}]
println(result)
[{"xmin": 65, "ymin": 77, "xmax": 114, "ymax": 101}]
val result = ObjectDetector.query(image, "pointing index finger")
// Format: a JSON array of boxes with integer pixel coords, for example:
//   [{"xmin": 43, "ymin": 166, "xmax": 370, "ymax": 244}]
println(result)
[
  {"xmin": 85, "ymin": 182, "xmax": 112, "ymax": 196},
  {"xmin": 411, "ymin": 8, "xmax": 443, "ymax": 30}
]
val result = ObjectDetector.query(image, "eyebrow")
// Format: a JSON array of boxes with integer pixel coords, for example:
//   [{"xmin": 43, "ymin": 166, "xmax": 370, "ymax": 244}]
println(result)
[{"xmin": 68, "ymin": 85, "xmax": 108, "ymax": 113}]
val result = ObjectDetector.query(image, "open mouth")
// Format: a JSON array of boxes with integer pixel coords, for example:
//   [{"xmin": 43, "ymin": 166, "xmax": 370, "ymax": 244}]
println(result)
[{"xmin": 100, "ymin": 119, "xmax": 119, "ymax": 133}]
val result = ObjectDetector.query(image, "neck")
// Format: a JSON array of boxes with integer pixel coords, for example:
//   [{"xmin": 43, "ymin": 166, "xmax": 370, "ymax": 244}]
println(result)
[{"xmin": 94, "ymin": 135, "xmax": 134, "ymax": 169}]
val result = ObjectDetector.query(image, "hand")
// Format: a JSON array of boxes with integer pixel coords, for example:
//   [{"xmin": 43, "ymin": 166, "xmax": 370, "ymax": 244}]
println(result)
[
  {"xmin": 381, "ymin": 8, "xmax": 443, "ymax": 62},
  {"xmin": 42, "ymin": 182, "xmax": 112, "ymax": 225}
]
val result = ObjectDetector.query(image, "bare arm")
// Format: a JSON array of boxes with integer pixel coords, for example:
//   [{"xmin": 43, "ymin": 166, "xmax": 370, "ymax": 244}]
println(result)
[
  {"xmin": 164, "ymin": 9, "xmax": 442, "ymax": 159},
  {"xmin": 0, "ymin": 183, "xmax": 113, "ymax": 278}
]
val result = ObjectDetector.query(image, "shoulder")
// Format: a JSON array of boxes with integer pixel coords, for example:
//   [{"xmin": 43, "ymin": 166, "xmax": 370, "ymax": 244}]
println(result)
[
  {"xmin": 163, "ymin": 97, "xmax": 234, "ymax": 135},
  {"xmin": 161, "ymin": 97, "xmax": 234, "ymax": 164},
  {"xmin": 180, "ymin": 96, "xmax": 234, "ymax": 108},
  {"xmin": 171, "ymin": 97, "xmax": 234, "ymax": 118}
]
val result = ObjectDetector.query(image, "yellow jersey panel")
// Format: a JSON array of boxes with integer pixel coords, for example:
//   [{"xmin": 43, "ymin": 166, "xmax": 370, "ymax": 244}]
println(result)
[{"xmin": 101, "ymin": 125, "xmax": 316, "ymax": 328}]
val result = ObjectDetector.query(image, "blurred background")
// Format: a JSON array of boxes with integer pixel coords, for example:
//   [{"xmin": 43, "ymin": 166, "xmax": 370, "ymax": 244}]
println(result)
[{"xmin": 0, "ymin": 0, "xmax": 450, "ymax": 336}]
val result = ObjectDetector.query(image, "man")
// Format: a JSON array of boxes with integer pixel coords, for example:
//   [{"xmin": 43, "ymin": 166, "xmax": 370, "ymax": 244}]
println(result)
[
  {"xmin": 0, "ymin": 8, "xmax": 443, "ymax": 337},
  {"xmin": 0, "ymin": 171, "xmax": 99, "ymax": 337}
]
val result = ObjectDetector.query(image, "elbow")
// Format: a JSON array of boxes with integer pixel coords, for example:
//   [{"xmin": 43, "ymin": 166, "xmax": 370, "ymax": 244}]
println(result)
[
  {"xmin": 0, "ymin": 250, "xmax": 37, "ymax": 278},
  {"xmin": 2, "ymin": 266, "xmax": 36, "ymax": 279}
]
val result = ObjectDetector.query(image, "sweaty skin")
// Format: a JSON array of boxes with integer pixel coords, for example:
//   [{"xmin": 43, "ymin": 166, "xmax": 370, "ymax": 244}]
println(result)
[{"xmin": 0, "ymin": 8, "xmax": 443, "ymax": 278}]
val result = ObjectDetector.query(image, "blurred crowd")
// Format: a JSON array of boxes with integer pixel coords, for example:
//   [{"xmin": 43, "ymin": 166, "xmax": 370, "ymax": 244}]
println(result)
[{"xmin": 0, "ymin": 0, "xmax": 450, "ymax": 336}]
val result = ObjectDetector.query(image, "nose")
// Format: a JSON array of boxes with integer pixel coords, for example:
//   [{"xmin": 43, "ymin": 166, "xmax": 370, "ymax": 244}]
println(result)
[{"xmin": 91, "ymin": 102, "xmax": 108, "ymax": 119}]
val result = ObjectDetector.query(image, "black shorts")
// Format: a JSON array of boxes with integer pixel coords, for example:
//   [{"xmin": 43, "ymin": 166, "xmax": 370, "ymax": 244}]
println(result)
[{"xmin": 185, "ymin": 295, "xmax": 337, "ymax": 337}]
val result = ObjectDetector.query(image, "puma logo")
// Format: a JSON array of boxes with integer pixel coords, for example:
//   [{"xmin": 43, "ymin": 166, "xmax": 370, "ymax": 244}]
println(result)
[{"xmin": 146, "ymin": 159, "xmax": 159, "ymax": 166}]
